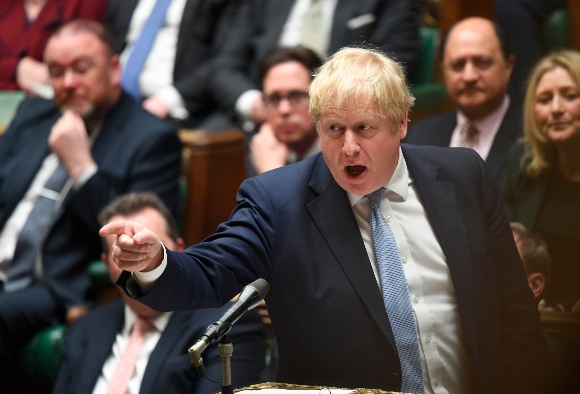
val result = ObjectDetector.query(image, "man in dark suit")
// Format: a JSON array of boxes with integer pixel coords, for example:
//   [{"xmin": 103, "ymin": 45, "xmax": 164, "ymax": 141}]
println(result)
[
  {"xmin": 54, "ymin": 192, "xmax": 266, "ymax": 394},
  {"xmin": 210, "ymin": 0, "xmax": 420, "ymax": 132},
  {"xmin": 103, "ymin": 47, "xmax": 548, "ymax": 393},
  {"xmin": 0, "ymin": 20, "xmax": 181, "ymax": 370},
  {"xmin": 405, "ymin": 17, "xmax": 521, "ymax": 186},
  {"xmin": 248, "ymin": 46, "xmax": 322, "ymax": 176},
  {"xmin": 104, "ymin": 0, "xmax": 238, "ymax": 127}
]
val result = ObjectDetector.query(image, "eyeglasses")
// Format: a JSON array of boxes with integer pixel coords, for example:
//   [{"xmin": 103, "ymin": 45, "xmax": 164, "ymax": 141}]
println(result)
[{"xmin": 263, "ymin": 91, "xmax": 309, "ymax": 109}]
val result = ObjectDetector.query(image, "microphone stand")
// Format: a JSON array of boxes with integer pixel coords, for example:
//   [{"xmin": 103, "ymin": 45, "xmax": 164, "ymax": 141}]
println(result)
[{"xmin": 219, "ymin": 335, "xmax": 233, "ymax": 394}]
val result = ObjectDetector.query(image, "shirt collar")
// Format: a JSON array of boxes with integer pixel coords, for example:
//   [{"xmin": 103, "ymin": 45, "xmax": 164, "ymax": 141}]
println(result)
[
  {"xmin": 123, "ymin": 304, "xmax": 173, "ymax": 334},
  {"xmin": 346, "ymin": 146, "xmax": 409, "ymax": 207},
  {"xmin": 456, "ymin": 94, "xmax": 510, "ymax": 137}
]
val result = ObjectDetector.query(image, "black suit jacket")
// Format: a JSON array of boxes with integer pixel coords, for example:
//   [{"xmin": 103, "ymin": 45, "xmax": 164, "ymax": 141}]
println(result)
[
  {"xmin": 104, "ymin": 0, "xmax": 236, "ymax": 120},
  {"xmin": 53, "ymin": 298, "xmax": 266, "ymax": 394},
  {"xmin": 121, "ymin": 145, "xmax": 548, "ymax": 393},
  {"xmin": 405, "ymin": 99, "xmax": 523, "ymax": 186},
  {"xmin": 211, "ymin": 0, "xmax": 420, "ymax": 114},
  {"xmin": 0, "ymin": 94, "xmax": 181, "ymax": 308}
]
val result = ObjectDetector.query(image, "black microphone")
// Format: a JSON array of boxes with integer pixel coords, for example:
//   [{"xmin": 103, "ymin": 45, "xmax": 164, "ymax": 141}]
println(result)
[{"xmin": 188, "ymin": 278, "xmax": 269, "ymax": 373}]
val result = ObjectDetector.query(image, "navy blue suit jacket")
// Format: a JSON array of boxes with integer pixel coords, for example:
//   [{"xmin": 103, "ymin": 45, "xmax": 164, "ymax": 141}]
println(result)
[
  {"xmin": 0, "ymin": 94, "xmax": 181, "ymax": 307},
  {"xmin": 405, "ymin": 100, "xmax": 523, "ymax": 187},
  {"xmin": 53, "ymin": 298, "xmax": 266, "ymax": 393},
  {"xmin": 121, "ymin": 145, "xmax": 547, "ymax": 393}
]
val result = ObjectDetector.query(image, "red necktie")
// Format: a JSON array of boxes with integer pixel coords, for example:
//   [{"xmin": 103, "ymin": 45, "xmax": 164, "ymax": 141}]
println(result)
[{"xmin": 106, "ymin": 317, "xmax": 153, "ymax": 394}]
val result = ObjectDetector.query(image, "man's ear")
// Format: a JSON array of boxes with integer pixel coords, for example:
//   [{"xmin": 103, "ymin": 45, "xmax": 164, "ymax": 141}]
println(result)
[
  {"xmin": 399, "ymin": 110, "xmax": 408, "ymax": 140},
  {"xmin": 527, "ymin": 272, "xmax": 545, "ymax": 300}
]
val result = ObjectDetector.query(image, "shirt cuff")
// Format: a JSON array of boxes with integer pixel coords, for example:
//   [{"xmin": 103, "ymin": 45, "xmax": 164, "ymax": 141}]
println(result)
[
  {"xmin": 72, "ymin": 164, "xmax": 98, "ymax": 191},
  {"xmin": 155, "ymin": 86, "xmax": 189, "ymax": 120},
  {"xmin": 132, "ymin": 243, "xmax": 167, "ymax": 294}
]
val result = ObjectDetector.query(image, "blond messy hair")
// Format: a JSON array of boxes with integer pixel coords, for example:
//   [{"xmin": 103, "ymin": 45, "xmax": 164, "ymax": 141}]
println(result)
[
  {"xmin": 309, "ymin": 47, "xmax": 414, "ymax": 124},
  {"xmin": 522, "ymin": 50, "xmax": 580, "ymax": 178}
]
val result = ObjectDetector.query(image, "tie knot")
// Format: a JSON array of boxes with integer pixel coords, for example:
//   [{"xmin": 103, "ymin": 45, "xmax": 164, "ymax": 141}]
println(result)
[
  {"xmin": 366, "ymin": 187, "xmax": 386, "ymax": 210},
  {"xmin": 133, "ymin": 317, "xmax": 153, "ymax": 336},
  {"xmin": 461, "ymin": 121, "xmax": 479, "ymax": 148}
]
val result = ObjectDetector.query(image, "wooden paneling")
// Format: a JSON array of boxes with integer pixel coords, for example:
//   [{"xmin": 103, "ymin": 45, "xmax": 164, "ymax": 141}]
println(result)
[
  {"xmin": 439, "ymin": 0, "xmax": 495, "ymax": 34},
  {"xmin": 179, "ymin": 129, "xmax": 247, "ymax": 246}
]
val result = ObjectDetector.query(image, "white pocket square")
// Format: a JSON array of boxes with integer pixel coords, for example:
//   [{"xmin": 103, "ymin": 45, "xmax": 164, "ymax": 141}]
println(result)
[{"xmin": 346, "ymin": 13, "xmax": 376, "ymax": 30}]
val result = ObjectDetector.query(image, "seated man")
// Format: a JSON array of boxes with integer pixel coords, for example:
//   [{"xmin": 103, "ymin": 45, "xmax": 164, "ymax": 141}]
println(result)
[
  {"xmin": 210, "ymin": 0, "xmax": 420, "ymax": 132},
  {"xmin": 405, "ymin": 17, "xmax": 521, "ymax": 186},
  {"xmin": 249, "ymin": 46, "xmax": 322, "ymax": 176},
  {"xmin": 104, "ymin": 0, "xmax": 238, "ymax": 127},
  {"xmin": 0, "ymin": 19, "xmax": 181, "ymax": 370},
  {"xmin": 54, "ymin": 192, "xmax": 266, "ymax": 394}
]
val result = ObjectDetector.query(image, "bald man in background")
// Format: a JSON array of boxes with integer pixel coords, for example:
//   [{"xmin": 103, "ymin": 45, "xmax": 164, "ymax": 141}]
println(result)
[{"xmin": 405, "ymin": 17, "xmax": 521, "ymax": 187}]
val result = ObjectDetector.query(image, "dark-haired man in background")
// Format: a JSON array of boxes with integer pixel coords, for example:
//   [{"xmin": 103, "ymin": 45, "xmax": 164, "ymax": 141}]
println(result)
[{"xmin": 248, "ymin": 46, "xmax": 322, "ymax": 176}]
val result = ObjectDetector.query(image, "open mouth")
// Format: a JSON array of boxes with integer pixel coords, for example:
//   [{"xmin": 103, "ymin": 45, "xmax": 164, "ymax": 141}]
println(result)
[{"xmin": 346, "ymin": 165, "xmax": 366, "ymax": 177}]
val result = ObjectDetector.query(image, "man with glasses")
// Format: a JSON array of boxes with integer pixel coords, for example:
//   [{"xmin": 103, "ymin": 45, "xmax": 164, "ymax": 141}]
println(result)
[
  {"xmin": 249, "ymin": 46, "xmax": 322, "ymax": 176},
  {"xmin": 405, "ymin": 17, "xmax": 521, "ymax": 187},
  {"xmin": 0, "ymin": 19, "xmax": 181, "ymax": 374}
]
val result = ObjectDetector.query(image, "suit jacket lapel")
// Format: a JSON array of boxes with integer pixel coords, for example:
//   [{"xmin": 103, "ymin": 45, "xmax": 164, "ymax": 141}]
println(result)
[
  {"xmin": 402, "ymin": 145, "xmax": 478, "ymax": 360},
  {"xmin": 485, "ymin": 101, "xmax": 522, "ymax": 179},
  {"xmin": 307, "ymin": 156, "xmax": 397, "ymax": 351},
  {"xmin": 79, "ymin": 301, "xmax": 124, "ymax": 393},
  {"xmin": 140, "ymin": 311, "xmax": 188, "ymax": 394}
]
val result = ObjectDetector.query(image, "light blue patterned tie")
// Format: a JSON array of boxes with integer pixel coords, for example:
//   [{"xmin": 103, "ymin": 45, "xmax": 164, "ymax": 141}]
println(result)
[
  {"xmin": 367, "ymin": 188, "xmax": 424, "ymax": 394},
  {"xmin": 121, "ymin": 0, "xmax": 172, "ymax": 101}
]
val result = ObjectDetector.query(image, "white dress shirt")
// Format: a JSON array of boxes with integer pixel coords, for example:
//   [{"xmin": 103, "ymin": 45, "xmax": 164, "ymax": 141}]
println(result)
[{"xmin": 92, "ymin": 306, "xmax": 173, "ymax": 394}]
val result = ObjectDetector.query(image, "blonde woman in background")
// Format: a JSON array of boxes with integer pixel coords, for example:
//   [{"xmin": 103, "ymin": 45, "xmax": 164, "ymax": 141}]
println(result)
[{"xmin": 503, "ymin": 50, "xmax": 580, "ymax": 311}]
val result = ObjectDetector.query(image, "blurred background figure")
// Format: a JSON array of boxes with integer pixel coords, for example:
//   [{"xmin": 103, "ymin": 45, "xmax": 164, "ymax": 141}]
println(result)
[
  {"xmin": 0, "ymin": 0, "xmax": 105, "ymax": 94},
  {"xmin": 208, "ymin": 0, "xmax": 420, "ymax": 132},
  {"xmin": 104, "ymin": 0, "xmax": 238, "ymax": 127},
  {"xmin": 0, "ymin": 19, "xmax": 181, "ymax": 381},
  {"xmin": 54, "ymin": 192, "xmax": 266, "ymax": 394},
  {"xmin": 495, "ymin": 0, "xmax": 569, "ymax": 103},
  {"xmin": 510, "ymin": 222, "xmax": 551, "ymax": 304},
  {"xmin": 248, "ymin": 46, "xmax": 322, "ymax": 176},
  {"xmin": 503, "ymin": 49, "xmax": 580, "ymax": 310},
  {"xmin": 405, "ymin": 17, "xmax": 520, "ymax": 187}
]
